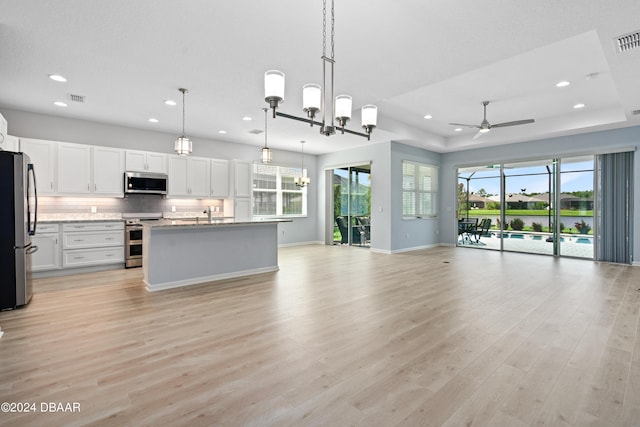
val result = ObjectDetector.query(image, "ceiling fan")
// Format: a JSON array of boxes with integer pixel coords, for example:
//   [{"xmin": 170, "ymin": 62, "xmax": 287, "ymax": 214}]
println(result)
[{"xmin": 449, "ymin": 101, "xmax": 535, "ymax": 139}]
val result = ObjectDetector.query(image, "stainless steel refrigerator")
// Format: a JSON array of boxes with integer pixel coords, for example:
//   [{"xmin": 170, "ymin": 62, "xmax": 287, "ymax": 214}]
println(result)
[{"xmin": 0, "ymin": 151, "xmax": 38, "ymax": 310}]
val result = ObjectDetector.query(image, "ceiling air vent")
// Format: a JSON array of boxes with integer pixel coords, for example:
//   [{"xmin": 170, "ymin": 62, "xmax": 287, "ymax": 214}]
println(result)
[
  {"xmin": 68, "ymin": 93, "xmax": 86, "ymax": 103},
  {"xmin": 616, "ymin": 31, "xmax": 640, "ymax": 52},
  {"xmin": 248, "ymin": 129, "xmax": 263, "ymax": 135}
]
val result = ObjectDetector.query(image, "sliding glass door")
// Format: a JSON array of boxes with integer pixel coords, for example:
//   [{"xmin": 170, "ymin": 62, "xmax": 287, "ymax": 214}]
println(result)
[
  {"xmin": 332, "ymin": 164, "xmax": 371, "ymax": 246},
  {"xmin": 457, "ymin": 156, "xmax": 594, "ymax": 259}
]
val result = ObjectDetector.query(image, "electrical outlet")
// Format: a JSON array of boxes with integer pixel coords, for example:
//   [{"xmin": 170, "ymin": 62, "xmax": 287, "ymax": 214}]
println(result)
[
  {"xmin": 90, "ymin": 206, "xmax": 97, "ymax": 213},
  {"xmin": 171, "ymin": 206, "xmax": 176, "ymax": 212}
]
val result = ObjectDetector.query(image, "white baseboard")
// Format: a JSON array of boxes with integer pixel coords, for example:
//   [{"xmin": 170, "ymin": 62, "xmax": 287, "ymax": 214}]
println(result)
[
  {"xmin": 145, "ymin": 266, "xmax": 279, "ymax": 292},
  {"xmin": 369, "ymin": 243, "xmax": 443, "ymax": 255},
  {"xmin": 32, "ymin": 263, "xmax": 125, "ymax": 279},
  {"xmin": 633, "ymin": 261, "xmax": 640, "ymax": 267}
]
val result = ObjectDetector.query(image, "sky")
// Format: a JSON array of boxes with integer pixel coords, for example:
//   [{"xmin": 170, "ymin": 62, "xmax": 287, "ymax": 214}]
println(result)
[{"xmin": 459, "ymin": 159, "xmax": 594, "ymax": 196}]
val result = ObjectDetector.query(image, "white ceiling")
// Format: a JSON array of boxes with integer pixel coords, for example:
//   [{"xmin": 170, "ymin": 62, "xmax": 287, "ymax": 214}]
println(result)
[{"xmin": 1, "ymin": 0, "xmax": 639, "ymax": 155}]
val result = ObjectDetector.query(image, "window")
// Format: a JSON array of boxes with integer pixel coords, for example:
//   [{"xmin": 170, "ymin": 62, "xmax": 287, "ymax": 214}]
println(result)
[
  {"xmin": 402, "ymin": 161, "xmax": 438, "ymax": 217},
  {"xmin": 253, "ymin": 164, "xmax": 307, "ymax": 217}
]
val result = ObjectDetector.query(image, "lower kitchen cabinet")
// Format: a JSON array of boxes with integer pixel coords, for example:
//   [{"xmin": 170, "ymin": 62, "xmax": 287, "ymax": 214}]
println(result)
[
  {"xmin": 63, "ymin": 247, "xmax": 124, "ymax": 267},
  {"xmin": 32, "ymin": 223, "xmax": 61, "ymax": 272},
  {"xmin": 61, "ymin": 222, "xmax": 124, "ymax": 268}
]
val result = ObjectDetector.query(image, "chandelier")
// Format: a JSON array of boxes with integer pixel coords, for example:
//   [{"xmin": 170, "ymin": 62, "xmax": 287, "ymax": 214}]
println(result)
[
  {"xmin": 261, "ymin": 108, "xmax": 272, "ymax": 163},
  {"xmin": 294, "ymin": 141, "xmax": 310, "ymax": 187},
  {"xmin": 174, "ymin": 88, "xmax": 192, "ymax": 156},
  {"xmin": 264, "ymin": 0, "xmax": 377, "ymax": 140}
]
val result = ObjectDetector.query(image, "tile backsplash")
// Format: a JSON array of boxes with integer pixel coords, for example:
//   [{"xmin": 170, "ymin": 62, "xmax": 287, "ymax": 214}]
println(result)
[{"xmin": 38, "ymin": 194, "xmax": 225, "ymax": 217}]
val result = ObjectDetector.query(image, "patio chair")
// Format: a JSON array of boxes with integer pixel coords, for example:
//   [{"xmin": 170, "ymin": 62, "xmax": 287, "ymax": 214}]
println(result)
[
  {"xmin": 336, "ymin": 216, "xmax": 364, "ymax": 245},
  {"xmin": 472, "ymin": 218, "xmax": 492, "ymax": 243},
  {"xmin": 356, "ymin": 217, "xmax": 371, "ymax": 243}
]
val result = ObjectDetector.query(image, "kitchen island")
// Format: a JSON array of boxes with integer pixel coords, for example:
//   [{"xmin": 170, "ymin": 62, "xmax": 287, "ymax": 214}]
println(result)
[{"xmin": 142, "ymin": 218, "xmax": 290, "ymax": 291}]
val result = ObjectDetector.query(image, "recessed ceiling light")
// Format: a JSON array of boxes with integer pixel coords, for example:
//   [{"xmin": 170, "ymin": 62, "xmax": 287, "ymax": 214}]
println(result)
[
  {"xmin": 555, "ymin": 80, "xmax": 571, "ymax": 87},
  {"xmin": 164, "ymin": 100, "xmax": 177, "ymax": 106},
  {"xmin": 573, "ymin": 103, "xmax": 585, "ymax": 109},
  {"xmin": 454, "ymin": 128, "xmax": 462, "ymax": 132},
  {"xmin": 53, "ymin": 101, "xmax": 68, "ymax": 107},
  {"xmin": 49, "ymin": 74, "xmax": 67, "ymax": 82},
  {"xmin": 423, "ymin": 114, "xmax": 433, "ymax": 119},
  {"xmin": 242, "ymin": 116, "xmax": 252, "ymax": 121},
  {"xmin": 218, "ymin": 130, "xmax": 227, "ymax": 134},
  {"xmin": 148, "ymin": 118, "xmax": 159, "ymax": 123}
]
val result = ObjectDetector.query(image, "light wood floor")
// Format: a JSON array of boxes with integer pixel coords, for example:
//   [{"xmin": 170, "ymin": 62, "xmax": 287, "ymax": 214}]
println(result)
[{"xmin": 1, "ymin": 245, "xmax": 639, "ymax": 426}]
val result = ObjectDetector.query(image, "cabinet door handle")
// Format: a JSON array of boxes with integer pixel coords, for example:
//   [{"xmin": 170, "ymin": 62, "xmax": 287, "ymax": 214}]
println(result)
[
  {"xmin": 50, "ymin": 182, "xmax": 53, "ymax": 190},
  {"xmin": 87, "ymin": 183, "xmax": 90, "ymax": 191},
  {"xmin": 94, "ymin": 184, "xmax": 97, "ymax": 191}
]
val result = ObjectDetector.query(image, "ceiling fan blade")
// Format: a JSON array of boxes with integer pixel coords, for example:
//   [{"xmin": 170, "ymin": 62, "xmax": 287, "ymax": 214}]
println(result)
[
  {"xmin": 491, "ymin": 119, "xmax": 535, "ymax": 128},
  {"xmin": 448, "ymin": 122, "xmax": 480, "ymax": 129},
  {"xmin": 472, "ymin": 129, "xmax": 486, "ymax": 140}
]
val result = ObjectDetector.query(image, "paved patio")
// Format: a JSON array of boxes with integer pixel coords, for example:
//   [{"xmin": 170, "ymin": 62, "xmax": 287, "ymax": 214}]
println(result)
[{"xmin": 458, "ymin": 231, "xmax": 594, "ymax": 259}]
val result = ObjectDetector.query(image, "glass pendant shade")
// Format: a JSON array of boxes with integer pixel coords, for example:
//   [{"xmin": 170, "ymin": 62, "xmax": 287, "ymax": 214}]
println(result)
[
  {"xmin": 261, "ymin": 146, "xmax": 272, "ymax": 163},
  {"xmin": 335, "ymin": 95, "xmax": 352, "ymax": 121},
  {"xmin": 361, "ymin": 104, "xmax": 378, "ymax": 127},
  {"xmin": 264, "ymin": 70, "xmax": 285, "ymax": 104},
  {"xmin": 303, "ymin": 84, "xmax": 322, "ymax": 113},
  {"xmin": 174, "ymin": 136, "xmax": 192, "ymax": 156}
]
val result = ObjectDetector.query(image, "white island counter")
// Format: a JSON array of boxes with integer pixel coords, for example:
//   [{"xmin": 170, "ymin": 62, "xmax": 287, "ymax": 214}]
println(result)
[{"xmin": 142, "ymin": 219, "xmax": 290, "ymax": 291}]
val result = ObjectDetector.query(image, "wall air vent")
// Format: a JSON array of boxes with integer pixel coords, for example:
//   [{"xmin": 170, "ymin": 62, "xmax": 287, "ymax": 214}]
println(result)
[
  {"xmin": 68, "ymin": 94, "xmax": 86, "ymax": 103},
  {"xmin": 248, "ymin": 129, "xmax": 263, "ymax": 135},
  {"xmin": 632, "ymin": 109, "xmax": 640, "ymax": 116},
  {"xmin": 617, "ymin": 31, "xmax": 640, "ymax": 52}
]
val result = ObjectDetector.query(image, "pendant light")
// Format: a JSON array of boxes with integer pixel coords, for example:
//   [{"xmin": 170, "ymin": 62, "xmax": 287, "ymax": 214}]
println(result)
[
  {"xmin": 263, "ymin": 0, "xmax": 377, "ymax": 140},
  {"xmin": 260, "ymin": 108, "xmax": 272, "ymax": 163},
  {"xmin": 174, "ymin": 88, "xmax": 192, "ymax": 156},
  {"xmin": 294, "ymin": 141, "xmax": 310, "ymax": 187}
]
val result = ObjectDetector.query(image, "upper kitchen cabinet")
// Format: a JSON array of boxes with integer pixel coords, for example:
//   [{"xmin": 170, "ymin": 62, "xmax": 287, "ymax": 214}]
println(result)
[
  {"xmin": 57, "ymin": 143, "xmax": 91, "ymax": 194},
  {"xmin": 125, "ymin": 150, "xmax": 166, "ymax": 173},
  {"xmin": 92, "ymin": 146, "xmax": 125, "ymax": 196},
  {"xmin": 58, "ymin": 143, "xmax": 124, "ymax": 196},
  {"xmin": 232, "ymin": 160, "xmax": 252, "ymax": 198},
  {"xmin": 2, "ymin": 135, "xmax": 20, "ymax": 152},
  {"xmin": 21, "ymin": 138, "xmax": 57, "ymax": 194},
  {"xmin": 210, "ymin": 159, "xmax": 229, "ymax": 198},
  {"xmin": 0, "ymin": 113, "xmax": 7, "ymax": 150},
  {"xmin": 168, "ymin": 155, "xmax": 210, "ymax": 198}
]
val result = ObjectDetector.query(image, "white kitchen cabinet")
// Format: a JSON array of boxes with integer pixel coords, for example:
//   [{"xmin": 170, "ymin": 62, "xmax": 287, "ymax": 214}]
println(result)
[
  {"xmin": 125, "ymin": 150, "xmax": 166, "ymax": 173},
  {"xmin": 232, "ymin": 160, "xmax": 252, "ymax": 198},
  {"xmin": 20, "ymin": 138, "xmax": 57, "ymax": 194},
  {"xmin": 62, "ymin": 222, "xmax": 124, "ymax": 268},
  {"xmin": 168, "ymin": 155, "xmax": 210, "ymax": 198},
  {"xmin": 210, "ymin": 158, "xmax": 229, "ymax": 198},
  {"xmin": 58, "ymin": 143, "xmax": 91, "ymax": 194},
  {"xmin": 31, "ymin": 223, "xmax": 61, "ymax": 272},
  {"xmin": 0, "ymin": 112, "xmax": 7, "ymax": 146},
  {"xmin": 2, "ymin": 135, "xmax": 20, "ymax": 152},
  {"xmin": 234, "ymin": 197, "xmax": 252, "ymax": 221},
  {"xmin": 93, "ymin": 146, "xmax": 124, "ymax": 195}
]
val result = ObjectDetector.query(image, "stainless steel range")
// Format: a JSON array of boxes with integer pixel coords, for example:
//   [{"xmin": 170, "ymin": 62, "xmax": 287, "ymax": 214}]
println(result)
[{"xmin": 122, "ymin": 213, "xmax": 162, "ymax": 268}]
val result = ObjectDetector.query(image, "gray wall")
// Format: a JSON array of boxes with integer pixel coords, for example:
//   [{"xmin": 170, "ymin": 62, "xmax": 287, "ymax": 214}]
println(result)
[
  {"xmin": 439, "ymin": 125, "xmax": 640, "ymax": 263},
  {"xmin": 390, "ymin": 142, "xmax": 442, "ymax": 252},
  {"xmin": 1, "ymin": 107, "xmax": 318, "ymax": 245},
  {"xmin": 317, "ymin": 141, "xmax": 443, "ymax": 253}
]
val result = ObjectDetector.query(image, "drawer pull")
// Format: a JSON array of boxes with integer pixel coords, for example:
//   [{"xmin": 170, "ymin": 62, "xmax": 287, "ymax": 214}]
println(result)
[
  {"xmin": 105, "ymin": 254, "xmax": 113, "ymax": 257},
  {"xmin": 105, "ymin": 237, "xmax": 114, "ymax": 241},
  {"xmin": 74, "ymin": 239, "xmax": 85, "ymax": 242},
  {"xmin": 74, "ymin": 256, "xmax": 84, "ymax": 260}
]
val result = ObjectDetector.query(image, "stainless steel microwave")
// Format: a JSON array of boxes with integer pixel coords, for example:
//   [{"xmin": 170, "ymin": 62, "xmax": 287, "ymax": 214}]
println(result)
[{"xmin": 124, "ymin": 171, "xmax": 168, "ymax": 195}]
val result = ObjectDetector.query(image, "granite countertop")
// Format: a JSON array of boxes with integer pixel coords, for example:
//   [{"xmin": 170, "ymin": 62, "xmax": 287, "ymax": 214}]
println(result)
[
  {"xmin": 38, "ymin": 213, "xmax": 123, "ymax": 223},
  {"xmin": 143, "ymin": 218, "xmax": 292, "ymax": 228}
]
